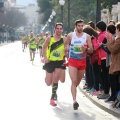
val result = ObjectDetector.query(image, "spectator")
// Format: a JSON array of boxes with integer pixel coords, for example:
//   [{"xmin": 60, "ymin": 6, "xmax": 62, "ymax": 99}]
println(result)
[
  {"xmin": 88, "ymin": 21, "xmax": 96, "ymax": 29},
  {"xmin": 83, "ymin": 21, "xmax": 96, "ymax": 91},
  {"xmin": 95, "ymin": 21, "xmax": 110, "ymax": 99},
  {"xmin": 109, "ymin": 20, "xmax": 116, "ymax": 25},
  {"xmin": 83, "ymin": 25, "xmax": 101, "ymax": 94},
  {"xmin": 106, "ymin": 22, "xmax": 120, "ymax": 97},
  {"xmin": 101, "ymin": 24, "xmax": 118, "ymax": 102}
]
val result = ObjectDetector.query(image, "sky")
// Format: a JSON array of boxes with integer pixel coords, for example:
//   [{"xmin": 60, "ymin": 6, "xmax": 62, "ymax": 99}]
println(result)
[{"xmin": 16, "ymin": 0, "xmax": 37, "ymax": 6}]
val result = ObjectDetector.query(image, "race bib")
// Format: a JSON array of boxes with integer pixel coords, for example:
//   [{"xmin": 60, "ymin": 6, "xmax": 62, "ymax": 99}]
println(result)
[
  {"xmin": 73, "ymin": 45, "xmax": 83, "ymax": 54},
  {"xmin": 30, "ymin": 42, "xmax": 35, "ymax": 45},
  {"xmin": 52, "ymin": 50, "xmax": 62, "ymax": 58}
]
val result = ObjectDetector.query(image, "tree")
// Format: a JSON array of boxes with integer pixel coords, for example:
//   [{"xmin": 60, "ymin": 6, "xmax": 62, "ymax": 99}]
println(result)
[
  {"xmin": 37, "ymin": 0, "xmax": 52, "ymax": 24},
  {"xmin": 50, "ymin": 0, "xmax": 96, "ymax": 31},
  {"xmin": 0, "ymin": 8, "xmax": 27, "ymax": 29},
  {"xmin": 4, "ymin": 8, "xmax": 27, "ymax": 28},
  {"xmin": 37, "ymin": 0, "xmax": 120, "ymax": 32}
]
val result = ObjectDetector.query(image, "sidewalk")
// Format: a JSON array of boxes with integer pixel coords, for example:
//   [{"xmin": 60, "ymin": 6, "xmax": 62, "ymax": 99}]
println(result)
[
  {"xmin": 0, "ymin": 42, "xmax": 9, "ymax": 46},
  {"xmin": 78, "ymin": 79, "xmax": 120, "ymax": 118}
]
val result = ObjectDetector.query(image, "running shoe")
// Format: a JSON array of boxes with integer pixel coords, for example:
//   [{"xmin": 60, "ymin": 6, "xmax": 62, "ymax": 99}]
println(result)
[
  {"xmin": 50, "ymin": 99, "xmax": 57, "ymax": 106},
  {"xmin": 73, "ymin": 102, "xmax": 79, "ymax": 110}
]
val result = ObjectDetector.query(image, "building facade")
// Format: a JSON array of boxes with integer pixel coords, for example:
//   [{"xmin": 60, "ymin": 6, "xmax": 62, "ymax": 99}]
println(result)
[
  {"xmin": 4, "ymin": 1, "xmax": 43, "ymax": 35},
  {"xmin": 18, "ymin": 3, "xmax": 40, "ymax": 34},
  {"xmin": 101, "ymin": 2, "xmax": 120, "ymax": 24},
  {"xmin": 10, "ymin": 0, "xmax": 16, "ymax": 6}
]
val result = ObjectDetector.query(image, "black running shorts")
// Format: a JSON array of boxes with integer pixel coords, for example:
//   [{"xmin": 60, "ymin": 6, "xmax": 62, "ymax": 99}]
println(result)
[
  {"xmin": 43, "ymin": 60, "xmax": 66, "ymax": 73},
  {"xmin": 30, "ymin": 48, "xmax": 36, "ymax": 51}
]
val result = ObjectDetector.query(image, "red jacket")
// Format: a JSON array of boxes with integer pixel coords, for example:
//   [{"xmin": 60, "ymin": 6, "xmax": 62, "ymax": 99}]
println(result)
[
  {"xmin": 92, "ymin": 37, "xmax": 101, "ymax": 65},
  {"xmin": 92, "ymin": 32, "xmax": 107, "ymax": 65}
]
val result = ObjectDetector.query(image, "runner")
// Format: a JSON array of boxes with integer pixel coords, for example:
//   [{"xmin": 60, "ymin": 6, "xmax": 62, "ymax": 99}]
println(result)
[
  {"xmin": 64, "ymin": 19, "xmax": 93, "ymax": 110},
  {"xmin": 21, "ymin": 33, "xmax": 28, "ymax": 52},
  {"xmin": 36, "ymin": 34, "xmax": 40, "ymax": 53},
  {"xmin": 44, "ymin": 31, "xmax": 50, "ymax": 39},
  {"xmin": 38, "ymin": 32, "xmax": 45, "ymax": 58},
  {"xmin": 28, "ymin": 32, "xmax": 37, "ymax": 62},
  {"xmin": 42, "ymin": 23, "xmax": 66, "ymax": 106}
]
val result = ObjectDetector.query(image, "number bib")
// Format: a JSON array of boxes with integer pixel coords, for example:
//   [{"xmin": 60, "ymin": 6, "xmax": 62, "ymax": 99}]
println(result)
[
  {"xmin": 52, "ymin": 50, "xmax": 62, "ymax": 58},
  {"xmin": 30, "ymin": 43, "xmax": 34, "ymax": 45},
  {"xmin": 73, "ymin": 45, "xmax": 83, "ymax": 54}
]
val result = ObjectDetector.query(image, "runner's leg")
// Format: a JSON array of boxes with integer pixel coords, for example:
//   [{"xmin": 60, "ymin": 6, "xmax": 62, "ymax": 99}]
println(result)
[
  {"xmin": 45, "ymin": 71, "xmax": 53, "ymax": 86},
  {"xmin": 40, "ymin": 48, "xmax": 42, "ymax": 58},
  {"xmin": 51, "ymin": 68, "xmax": 62, "ymax": 99},
  {"xmin": 59, "ymin": 69, "xmax": 66, "ymax": 83},
  {"xmin": 69, "ymin": 66, "xmax": 78, "ymax": 101},
  {"xmin": 77, "ymin": 70, "xmax": 85, "ymax": 86},
  {"xmin": 29, "ymin": 49, "xmax": 32, "ymax": 60},
  {"xmin": 69, "ymin": 66, "xmax": 80, "ymax": 109},
  {"xmin": 33, "ymin": 50, "xmax": 35, "ymax": 60}
]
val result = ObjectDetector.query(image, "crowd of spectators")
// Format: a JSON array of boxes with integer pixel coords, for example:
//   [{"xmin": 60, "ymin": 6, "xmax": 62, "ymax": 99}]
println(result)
[{"xmin": 82, "ymin": 20, "xmax": 120, "ymax": 107}]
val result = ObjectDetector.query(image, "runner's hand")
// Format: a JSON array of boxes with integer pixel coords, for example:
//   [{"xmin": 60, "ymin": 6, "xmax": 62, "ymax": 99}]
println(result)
[
  {"xmin": 43, "ymin": 57, "xmax": 50, "ymax": 63},
  {"xmin": 81, "ymin": 45, "xmax": 87, "ymax": 52}
]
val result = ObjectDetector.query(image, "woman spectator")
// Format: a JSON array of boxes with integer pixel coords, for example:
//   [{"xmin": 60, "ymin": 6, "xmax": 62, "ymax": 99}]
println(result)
[
  {"xmin": 83, "ymin": 21, "xmax": 96, "ymax": 92},
  {"xmin": 94, "ymin": 21, "xmax": 110, "ymax": 99},
  {"xmin": 83, "ymin": 25, "xmax": 101, "ymax": 94},
  {"xmin": 101, "ymin": 24, "xmax": 118, "ymax": 102},
  {"xmin": 106, "ymin": 22, "xmax": 120, "ymax": 99},
  {"xmin": 88, "ymin": 21, "xmax": 96, "ymax": 29},
  {"xmin": 109, "ymin": 20, "xmax": 116, "ymax": 25}
]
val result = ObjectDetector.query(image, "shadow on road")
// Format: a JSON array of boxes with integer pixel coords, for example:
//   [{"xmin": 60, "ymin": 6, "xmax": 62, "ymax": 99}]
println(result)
[{"xmin": 51, "ymin": 101, "xmax": 96, "ymax": 120}]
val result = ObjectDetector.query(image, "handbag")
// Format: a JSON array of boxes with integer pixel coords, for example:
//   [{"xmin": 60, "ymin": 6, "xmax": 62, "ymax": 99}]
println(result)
[{"xmin": 90, "ymin": 50, "xmax": 99, "ymax": 64}]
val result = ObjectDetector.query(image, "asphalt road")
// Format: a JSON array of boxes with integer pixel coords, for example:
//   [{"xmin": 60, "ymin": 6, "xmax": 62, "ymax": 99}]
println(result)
[{"xmin": 0, "ymin": 42, "xmax": 119, "ymax": 120}]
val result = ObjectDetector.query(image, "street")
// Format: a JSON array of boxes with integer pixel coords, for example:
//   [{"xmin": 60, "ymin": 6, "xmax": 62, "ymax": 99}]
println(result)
[{"xmin": 0, "ymin": 42, "xmax": 119, "ymax": 120}]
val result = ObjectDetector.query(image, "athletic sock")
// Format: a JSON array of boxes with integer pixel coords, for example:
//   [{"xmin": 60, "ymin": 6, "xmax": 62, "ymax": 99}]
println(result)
[
  {"xmin": 73, "ymin": 100, "xmax": 77, "ymax": 103},
  {"xmin": 51, "ymin": 83, "xmax": 58, "ymax": 100}
]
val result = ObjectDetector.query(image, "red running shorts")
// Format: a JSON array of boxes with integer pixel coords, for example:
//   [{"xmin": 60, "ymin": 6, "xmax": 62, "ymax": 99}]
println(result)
[{"xmin": 68, "ymin": 58, "xmax": 86, "ymax": 70}]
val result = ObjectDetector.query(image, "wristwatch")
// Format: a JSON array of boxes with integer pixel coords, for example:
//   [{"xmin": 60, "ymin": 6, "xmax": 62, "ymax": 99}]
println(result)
[{"xmin": 85, "ymin": 48, "xmax": 88, "ymax": 52}]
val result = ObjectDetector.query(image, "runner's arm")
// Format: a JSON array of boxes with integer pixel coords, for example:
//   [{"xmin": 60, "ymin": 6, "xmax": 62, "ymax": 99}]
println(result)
[
  {"xmin": 36, "ymin": 37, "xmax": 39, "ymax": 43},
  {"xmin": 35, "ymin": 37, "xmax": 37, "ymax": 44},
  {"xmin": 64, "ymin": 33, "xmax": 71, "ymax": 57},
  {"xmin": 86, "ymin": 35, "xmax": 93, "ymax": 53},
  {"xmin": 42, "ymin": 36, "xmax": 50, "ymax": 58}
]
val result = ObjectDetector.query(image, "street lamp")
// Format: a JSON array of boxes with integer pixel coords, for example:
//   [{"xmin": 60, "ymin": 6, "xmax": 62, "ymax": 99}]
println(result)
[
  {"xmin": 6, "ymin": 26, "xmax": 9, "ymax": 41},
  {"xmin": 51, "ymin": 10, "xmax": 56, "ymax": 34},
  {"xmin": 48, "ymin": 18, "xmax": 51, "ymax": 23},
  {"xmin": 52, "ymin": 10, "xmax": 56, "ymax": 16},
  {"xmin": 48, "ymin": 18, "xmax": 51, "ymax": 31},
  {"xmin": 50, "ymin": 15, "xmax": 53, "ymax": 19},
  {"xmin": 96, "ymin": 0, "xmax": 101, "ymax": 23},
  {"xmin": 45, "ymin": 24, "xmax": 47, "ymax": 27},
  {"xmin": 59, "ymin": 0, "xmax": 65, "ymax": 23},
  {"xmin": 68, "ymin": 0, "xmax": 70, "ymax": 33},
  {"xmin": 2, "ymin": 24, "xmax": 5, "ymax": 42}
]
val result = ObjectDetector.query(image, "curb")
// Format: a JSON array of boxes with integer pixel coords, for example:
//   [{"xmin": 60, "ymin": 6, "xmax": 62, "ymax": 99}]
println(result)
[{"xmin": 78, "ymin": 81, "xmax": 120, "ymax": 118}]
